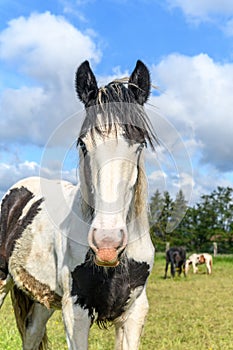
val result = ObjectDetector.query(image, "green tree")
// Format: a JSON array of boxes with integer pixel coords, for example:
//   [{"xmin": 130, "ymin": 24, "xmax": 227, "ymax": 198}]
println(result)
[
  {"xmin": 149, "ymin": 190, "xmax": 187, "ymax": 249},
  {"xmin": 169, "ymin": 189, "xmax": 188, "ymax": 234},
  {"xmin": 149, "ymin": 186, "xmax": 233, "ymax": 253}
]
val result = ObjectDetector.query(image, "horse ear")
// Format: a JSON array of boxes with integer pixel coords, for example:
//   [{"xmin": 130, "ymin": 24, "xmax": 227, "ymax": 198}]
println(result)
[
  {"xmin": 75, "ymin": 61, "xmax": 98, "ymax": 106},
  {"xmin": 128, "ymin": 60, "xmax": 151, "ymax": 105}
]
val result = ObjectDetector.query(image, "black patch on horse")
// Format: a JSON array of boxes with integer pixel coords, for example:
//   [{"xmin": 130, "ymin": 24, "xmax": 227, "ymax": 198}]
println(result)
[
  {"xmin": 0, "ymin": 187, "xmax": 43, "ymax": 279},
  {"xmin": 71, "ymin": 251, "xmax": 150, "ymax": 327}
]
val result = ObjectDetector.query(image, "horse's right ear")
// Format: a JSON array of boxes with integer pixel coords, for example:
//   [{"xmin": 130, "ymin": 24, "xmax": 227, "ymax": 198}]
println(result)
[{"xmin": 75, "ymin": 61, "xmax": 98, "ymax": 106}]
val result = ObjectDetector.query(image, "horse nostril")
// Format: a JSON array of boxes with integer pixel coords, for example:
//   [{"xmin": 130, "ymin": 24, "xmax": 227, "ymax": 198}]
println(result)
[
  {"xmin": 92, "ymin": 228, "xmax": 98, "ymax": 248},
  {"xmin": 116, "ymin": 229, "xmax": 127, "ymax": 252},
  {"xmin": 88, "ymin": 228, "xmax": 99, "ymax": 254},
  {"xmin": 118, "ymin": 246, "xmax": 126, "ymax": 258}
]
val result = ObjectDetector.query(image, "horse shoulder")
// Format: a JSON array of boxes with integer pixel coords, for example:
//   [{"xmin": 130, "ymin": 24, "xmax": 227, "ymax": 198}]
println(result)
[{"xmin": 7, "ymin": 178, "xmax": 77, "ymax": 307}]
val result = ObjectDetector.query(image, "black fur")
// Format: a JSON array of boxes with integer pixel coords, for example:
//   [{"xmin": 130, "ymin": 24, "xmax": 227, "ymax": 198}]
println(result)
[
  {"xmin": 128, "ymin": 60, "xmax": 151, "ymax": 105},
  {"xmin": 0, "ymin": 187, "xmax": 43, "ymax": 279},
  {"xmin": 71, "ymin": 251, "xmax": 150, "ymax": 327},
  {"xmin": 75, "ymin": 60, "xmax": 98, "ymax": 106},
  {"xmin": 0, "ymin": 187, "xmax": 34, "ymax": 245},
  {"xmin": 164, "ymin": 247, "xmax": 186, "ymax": 279}
]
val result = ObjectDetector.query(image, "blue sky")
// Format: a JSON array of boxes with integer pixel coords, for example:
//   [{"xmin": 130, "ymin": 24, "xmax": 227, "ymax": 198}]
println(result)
[{"xmin": 1, "ymin": 0, "xmax": 233, "ymax": 204}]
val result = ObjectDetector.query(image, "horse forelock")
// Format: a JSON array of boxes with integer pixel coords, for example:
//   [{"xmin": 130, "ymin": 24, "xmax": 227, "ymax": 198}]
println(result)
[{"xmin": 78, "ymin": 82, "xmax": 157, "ymax": 149}]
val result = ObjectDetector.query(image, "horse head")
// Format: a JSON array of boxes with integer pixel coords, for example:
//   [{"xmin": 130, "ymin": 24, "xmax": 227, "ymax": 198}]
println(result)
[{"xmin": 75, "ymin": 60, "xmax": 156, "ymax": 267}]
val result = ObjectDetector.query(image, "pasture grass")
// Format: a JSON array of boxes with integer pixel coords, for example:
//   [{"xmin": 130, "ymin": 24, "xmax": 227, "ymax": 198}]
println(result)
[{"xmin": 0, "ymin": 254, "xmax": 233, "ymax": 349}]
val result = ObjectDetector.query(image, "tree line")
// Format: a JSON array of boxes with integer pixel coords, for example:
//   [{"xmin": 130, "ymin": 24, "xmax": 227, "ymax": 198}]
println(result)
[{"xmin": 149, "ymin": 186, "xmax": 233, "ymax": 253}]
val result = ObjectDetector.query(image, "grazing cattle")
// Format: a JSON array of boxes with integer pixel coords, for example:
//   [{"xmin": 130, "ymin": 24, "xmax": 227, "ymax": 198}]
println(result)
[
  {"xmin": 185, "ymin": 253, "xmax": 213, "ymax": 275},
  {"xmin": 164, "ymin": 247, "xmax": 186, "ymax": 279},
  {"xmin": 0, "ymin": 60, "xmax": 157, "ymax": 350}
]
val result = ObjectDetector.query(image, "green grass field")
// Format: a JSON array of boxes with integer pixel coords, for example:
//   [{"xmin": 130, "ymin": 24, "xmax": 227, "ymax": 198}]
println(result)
[{"xmin": 0, "ymin": 254, "xmax": 233, "ymax": 350}]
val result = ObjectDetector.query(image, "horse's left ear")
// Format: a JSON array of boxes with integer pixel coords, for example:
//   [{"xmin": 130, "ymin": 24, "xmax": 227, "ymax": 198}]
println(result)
[
  {"xmin": 128, "ymin": 60, "xmax": 151, "ymax": 105},
  {"xmin": 75, "ymin": 60, "xmax": 98, "ymax": 106}
]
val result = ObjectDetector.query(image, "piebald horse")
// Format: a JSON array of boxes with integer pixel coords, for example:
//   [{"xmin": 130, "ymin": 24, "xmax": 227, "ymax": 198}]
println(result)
[{"xmin": 0, "ymin": 60, "xmax": 157, "ymax": 349}]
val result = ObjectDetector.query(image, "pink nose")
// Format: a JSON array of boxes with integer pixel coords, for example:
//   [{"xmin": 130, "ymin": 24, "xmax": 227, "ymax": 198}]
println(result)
[{"xmin": 88, "ymin": 227, "xmax": 127, "ymax": 267}]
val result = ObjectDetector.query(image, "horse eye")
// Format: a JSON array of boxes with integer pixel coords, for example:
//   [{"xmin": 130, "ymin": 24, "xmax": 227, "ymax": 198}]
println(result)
[
  {"xmin": 137, "ymin": 141, "xmax": 147, "ymax": 153},
  {"xmin": 78, "ymin": 139, "xmax": 87, "ymax": 156}
]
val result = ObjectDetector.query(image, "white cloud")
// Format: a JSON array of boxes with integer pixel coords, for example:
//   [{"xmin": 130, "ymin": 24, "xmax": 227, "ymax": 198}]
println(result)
[
  {"xmin": 191, "ymin": 166, "xmax": 233, "ymax": 204},
  {"xmin": 223, "ymin": 18, "xmax": 233, "ymax": 37},
  {"xmin": 150, "ymin": 53, "xmax": 233, "ymax": 173},
  {"xmin": 148, "ymin": 170, "xmax": 167, "ymax": 195},
  {"xmin": 0, "ymin": 12, "xmax": 101, "ymax": 145},
  {"xmin": 0, "ymin": 12, "xmax": 100, "ymax": 77},
  {"xmin": 0, "ymin": 161, "xmax": 40, "ymax": 194},
  {"xmin": 166, "ymin": 0, "xmax": 233, "ymax": 22},
  {"xmin": 166, "ymin": 0, "xmax": 233, "ymax": 36}
]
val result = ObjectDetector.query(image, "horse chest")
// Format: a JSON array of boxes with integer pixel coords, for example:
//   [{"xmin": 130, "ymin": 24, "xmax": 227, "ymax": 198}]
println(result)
[{"xmin": 71, "ymin": 255, "xmax": 149, "ymax": 325}]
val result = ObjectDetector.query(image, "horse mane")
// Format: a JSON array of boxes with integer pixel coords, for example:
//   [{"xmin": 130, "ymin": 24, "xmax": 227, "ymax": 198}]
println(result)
[{"xmin": 78, "ymin": 81, "xmax": 157, "ymax": 150}]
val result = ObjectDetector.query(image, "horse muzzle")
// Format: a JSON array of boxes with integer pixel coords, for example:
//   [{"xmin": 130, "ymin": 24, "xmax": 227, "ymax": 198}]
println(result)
[{"xmin": 88, "ymin": 227, "xmax": 127, "ymax": 267}]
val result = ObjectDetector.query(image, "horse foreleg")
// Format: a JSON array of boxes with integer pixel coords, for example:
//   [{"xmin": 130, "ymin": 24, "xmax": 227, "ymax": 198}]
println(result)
[
  {"xmin": 11, "ymin": 286, "xmax": 53, "ymax": 350},
  {"xmin": 0, "ymin": 275, "xmax": 12, "ymax": 308},
  {"xmin": 177, "ymin": 265, "xmax": 182, "ymax": 276},
  {"xmin": 193, "ymin": 262, "xmax": 198, "ymax": 273},
  {"xmin": 114, "ymin": 289, "xmax": 149, "ymax": 350},
  {"xmin": 170, "ymin": 261, "xmax": 175, "ymax": 277},
  {"xmin": 61, "ymin": 266, "xmax": 91, "ymax": 350},
  {"xmin": 164, "ymin": 261, "xmax": 169, "ymax": 279},
  {"xmin": 182, "ymin": 263, "xmax": 186, "ymax": 277},
  {"xmin": 206, "ymin": 260, "xmax": 212, "ymax": 274},
  {"xmin": 22, "ymin": 303, "xmax": 53, "ymax": 350},
  {"xmin": 62, "ymin": 292, "xmax": 91, "ymax": 350}
]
